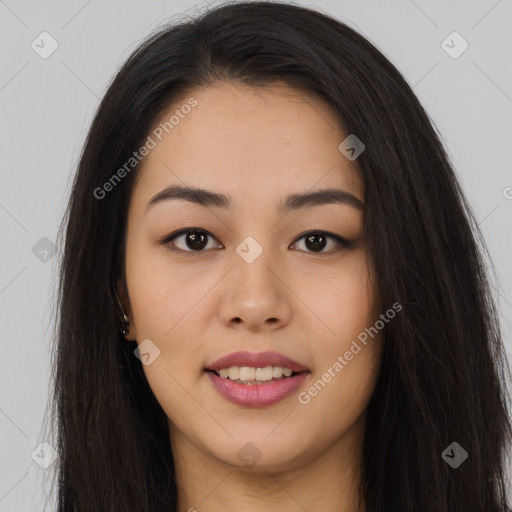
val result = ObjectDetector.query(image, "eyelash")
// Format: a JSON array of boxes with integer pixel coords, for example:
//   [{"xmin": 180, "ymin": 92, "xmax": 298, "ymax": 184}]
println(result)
[{"xmin": 159, "ymin": 228, "xmax": 352, "ymax": 256}]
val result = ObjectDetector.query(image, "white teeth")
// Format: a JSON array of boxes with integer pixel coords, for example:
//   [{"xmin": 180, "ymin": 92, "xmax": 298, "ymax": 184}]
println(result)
[
  {"xmin": 215, "ymin": 365, "xmax": 296, "ymax": 381},
  {"xmin": 255, "ymin": 367, "xmax": 273, "ymax": 381},
  {"xmin": 240, "ymin": 367, "xmax": 256, "ymax": 380},
  {"xmin": 219, "ymin": 368, "xmax": 231, "ymax": 378},
  {"xmin": 273, "ymin": 367, "xmax": 283, "ymax": 378}
]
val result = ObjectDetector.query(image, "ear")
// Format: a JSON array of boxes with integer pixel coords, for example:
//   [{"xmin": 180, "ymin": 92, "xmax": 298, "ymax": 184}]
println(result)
[{"xmin": 116, "ymin": 277, "xmax": 137, "ymax": 341}]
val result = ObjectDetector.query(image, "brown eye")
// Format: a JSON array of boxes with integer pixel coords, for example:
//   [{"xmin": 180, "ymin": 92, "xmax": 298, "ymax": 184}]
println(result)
[
  {"xmin": 182, "ymin": 231, "xmax": 208, "ymax": 250},
  {"xmin": 160, "ymin": 228, "xmax": 350, "ymax": 256},
  {"xmin": 291, "ymin": 231, "xmax": 350, "ymax": 254},
  {"xmin": 162, "ymin": 229, "xmax": 222, "ymax": 254},
  {"xmin": 305, "ymin": 233, "xmax": 328, "ymax": 252}
]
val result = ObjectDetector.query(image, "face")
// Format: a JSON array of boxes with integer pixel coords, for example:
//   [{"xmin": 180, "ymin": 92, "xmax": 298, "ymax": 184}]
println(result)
[{"xmin": 119, "ymin": 81, "xmax": 384, "ymax": 472}]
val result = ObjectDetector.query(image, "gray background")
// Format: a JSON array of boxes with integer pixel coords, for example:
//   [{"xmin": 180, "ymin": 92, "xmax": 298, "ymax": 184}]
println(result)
[{"xmin": 1, "ymin": 0, "xmax": 511, "ymax": 509}]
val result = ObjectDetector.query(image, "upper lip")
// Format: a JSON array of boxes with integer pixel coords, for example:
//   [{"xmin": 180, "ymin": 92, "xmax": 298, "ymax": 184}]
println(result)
[{"xmin": 205, "ymin": 350, "xmax": 309, "ymax": 373}]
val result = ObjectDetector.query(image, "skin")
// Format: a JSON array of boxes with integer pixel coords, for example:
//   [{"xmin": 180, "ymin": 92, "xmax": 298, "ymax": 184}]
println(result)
[{"xmin": 118, "ymin": 81, "xmax": 384, "ymax": 512}]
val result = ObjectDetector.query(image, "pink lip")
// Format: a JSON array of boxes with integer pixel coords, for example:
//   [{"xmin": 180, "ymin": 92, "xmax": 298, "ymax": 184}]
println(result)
[
  {"xmin": 205, "ymin": 350, "xmax": 309, "ymax": 373},
  {"xmin": 206, "ymin": 371, "xmax": 309, "ymax": 407},
  {"xmin": 204, "ymin": 350, "xmax": 310, "ymax": 407}
]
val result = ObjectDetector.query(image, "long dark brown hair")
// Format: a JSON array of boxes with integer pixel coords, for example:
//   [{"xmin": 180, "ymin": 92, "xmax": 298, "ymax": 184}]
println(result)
[{"xmin": 42, "ymin": 1, "xmax": 512, "ymax": 510}]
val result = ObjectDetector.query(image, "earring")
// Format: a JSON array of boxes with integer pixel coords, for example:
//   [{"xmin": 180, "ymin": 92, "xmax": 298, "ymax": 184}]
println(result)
[
  {"xmin": 120, "ymin": 313, "xmax": 130, "ymax": 336},
  {"xmin": 112, "ymin": 275, "xmax": 131, "ymax": 337}
]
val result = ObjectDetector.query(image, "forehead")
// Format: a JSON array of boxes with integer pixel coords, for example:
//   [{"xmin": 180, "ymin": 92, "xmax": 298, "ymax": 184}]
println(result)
[{"xmin": 130, "ymin": 81, "xmax": 363, "ymax": 211}]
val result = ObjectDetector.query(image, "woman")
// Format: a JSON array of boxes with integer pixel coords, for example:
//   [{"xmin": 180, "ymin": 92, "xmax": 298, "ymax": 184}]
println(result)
[{"xmin": 43, "ymin": 2, "xmax": 512, "ymax": 511}]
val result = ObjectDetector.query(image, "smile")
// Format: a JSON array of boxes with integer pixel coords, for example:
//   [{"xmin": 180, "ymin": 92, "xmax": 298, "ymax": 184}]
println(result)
[{"xmin": 205, "ymin": 368, "xmax": 310, "ymax": 407}]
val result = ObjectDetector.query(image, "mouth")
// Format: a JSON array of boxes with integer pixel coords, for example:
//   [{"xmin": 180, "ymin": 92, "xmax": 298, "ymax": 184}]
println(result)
[
  {"xmin": 204, "ymin": 368, "xmax": 310, "ymax": 407},
  {"xmin": 204, "ymin": 351, "xmax": 310, "ymax": 407},
  {"xmin": 204, "ymin": 366, "xmax": 308, "ymax": 385}
]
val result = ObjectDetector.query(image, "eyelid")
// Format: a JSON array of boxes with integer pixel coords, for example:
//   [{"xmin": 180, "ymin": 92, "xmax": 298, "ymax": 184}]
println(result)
[
  {"xmin": 160, "ymin": 227, "xmax": 223, "ymax": 256},
  {"xmin": 159, "ymin": 228, "xmax": 352, "ymax": 255},
  {"xmin": 290, "ymin": 230, "xmax": 353, "ymax": 253}
]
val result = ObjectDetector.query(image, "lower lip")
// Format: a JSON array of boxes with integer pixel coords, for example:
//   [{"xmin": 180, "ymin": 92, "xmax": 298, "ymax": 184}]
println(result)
[{"xmin": 206, "ymin": 371, "xmax": 309, "ymax": 407}]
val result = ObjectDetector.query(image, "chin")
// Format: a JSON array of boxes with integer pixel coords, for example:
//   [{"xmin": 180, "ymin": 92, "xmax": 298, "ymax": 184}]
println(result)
[{"xmin": 204, "ymin": 430, "xmax": 313, "ymax": 473}]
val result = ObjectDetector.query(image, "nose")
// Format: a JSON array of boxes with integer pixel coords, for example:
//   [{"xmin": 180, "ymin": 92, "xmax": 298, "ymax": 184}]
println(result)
[{"xmin": 218, "ymin": 243, "xmax": 293, "ymax": 332}]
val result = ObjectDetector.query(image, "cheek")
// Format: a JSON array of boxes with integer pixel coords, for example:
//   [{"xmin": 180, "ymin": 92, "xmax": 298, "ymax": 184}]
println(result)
[
  {"xmin": 126, "ymin": 242, "xmax": 207, "ymax": 336},
  {"xmin": 301, "ymin": 317, "xmax": 383, "ymax": 438},
  {"xmin": 126, "ymin": 247, "xmax": 219, "ymax": 388},
  {"xmin": 299, "ymin": 249, "xmax": 376, "ymax": 342},
  {"xmin": 125, "ymin": 258, "xmax": 207, "ymax": 410},
  {"xmin": 298, "ymin": 248, "xmax": 383, "ymax": 396}
]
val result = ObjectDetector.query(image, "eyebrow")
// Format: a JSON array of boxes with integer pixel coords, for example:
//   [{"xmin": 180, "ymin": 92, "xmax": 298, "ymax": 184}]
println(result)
[{"xmin": 146, "ymin": 184, "xmax": 364, "ymax": 214}]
